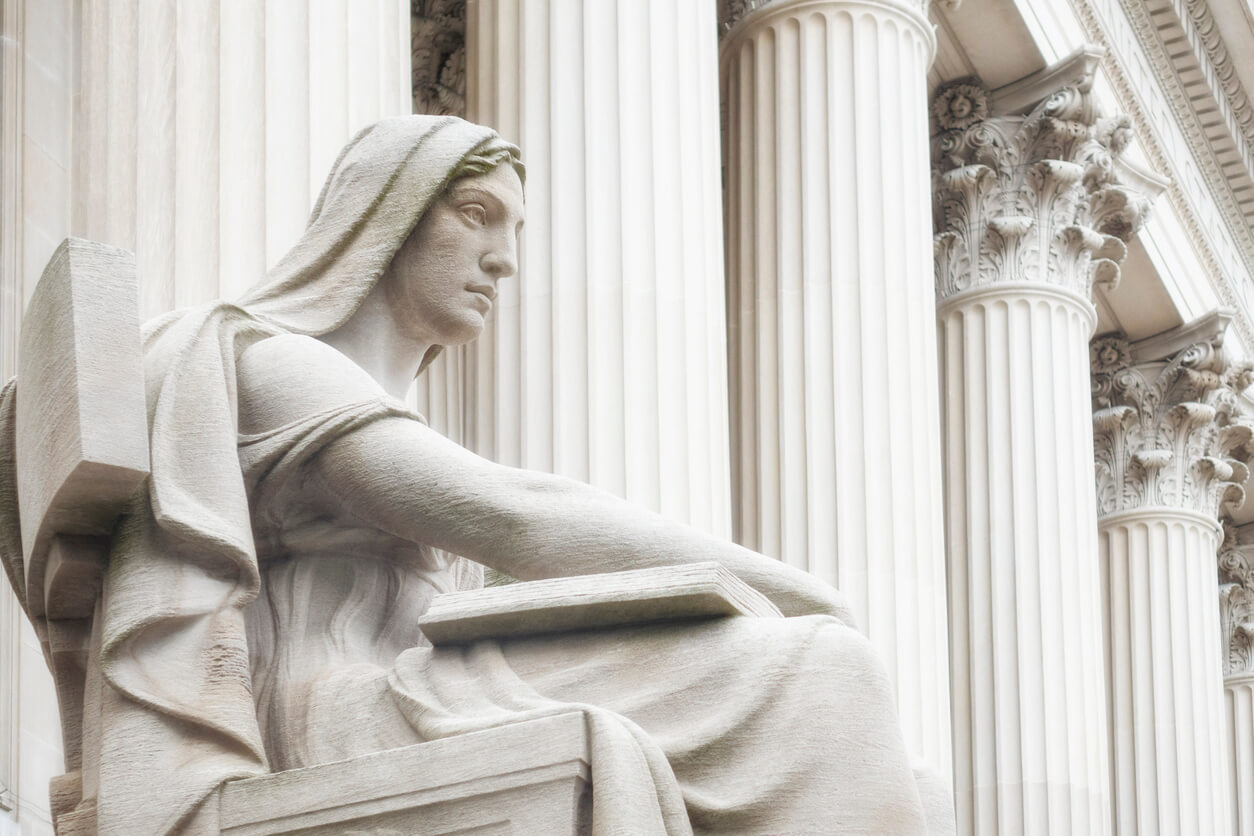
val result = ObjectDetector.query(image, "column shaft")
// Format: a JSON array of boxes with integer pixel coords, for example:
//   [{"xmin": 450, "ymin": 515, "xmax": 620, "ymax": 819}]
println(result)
[
  {"xmin": 1218, "ymin": 541, "xmax": 1254, "ymax": 836},
  {"xmin": 2, "ymin": 3, "xmax": 78, "ymax": 832},
  {"xmin": 73, "ymin": 0, "xmax": 412, "ymax": 316},
  {"xmin": 940, "ymin": 284, "xmax": 1110, "ymax": 834},
  {"xmin": 932, "ymin": 57, "xmax": 1157, "ymax": 833},
  {"xmin": 1100, "ymin": 512, "xmax": 1229, "ymax": 835},
  {"xmin": 419, "ymin": 0, "xmax": 732, "ymax": 534},
  {"xmin": 720, "ymin": 0, "xmax": 951, "ymax": 779},
  {"xmin": 1090, "ymin": 327, "xmax": 1254, "ymax": 836},
  {"xmin": 1226, "ymin": 675, "xmax": 1254, "ymax": 835}
]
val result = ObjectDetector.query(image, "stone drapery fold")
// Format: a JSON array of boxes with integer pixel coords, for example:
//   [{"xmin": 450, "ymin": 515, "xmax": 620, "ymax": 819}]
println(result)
[{"xmin": 1, "ymin": 116, "xmax": 519, "ymax": 833}]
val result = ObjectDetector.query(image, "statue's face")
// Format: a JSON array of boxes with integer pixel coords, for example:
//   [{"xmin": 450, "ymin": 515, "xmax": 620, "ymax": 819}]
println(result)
[{"xmin": 382, "ymin": 163, "xmax": 524, "ymax": 346}]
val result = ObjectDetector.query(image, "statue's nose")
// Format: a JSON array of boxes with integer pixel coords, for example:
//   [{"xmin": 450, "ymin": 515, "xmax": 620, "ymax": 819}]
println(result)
[{"xmin": 480, "ymin": 241, "xmax": 518, "ymax": 280}]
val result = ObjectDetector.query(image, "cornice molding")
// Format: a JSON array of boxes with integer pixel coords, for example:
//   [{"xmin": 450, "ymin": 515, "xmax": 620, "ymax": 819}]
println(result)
[
  {"xmin": 931, "ymin": 54, "xmax": 1152, "ymax": 302},
  {"xmin": 1091, "ymin": 322, "xmax": 1254, "ymax": 520},
  {"xmin": 986, "ymin": 47, "xmax": 1104, "ymax": 116},
  {"xmin": 1069, "ymin": 0, "xmax": 1254, "ymax": 353},
  {"xmin": 1179, "ymin": 0, "xmax": 1254, "ymax": 154},
  {"xmin": 1129, "ymin": 309, "xmax": 1235, "ymax": 366},
  {"xmin": 1111, "ymin": 0, "xmax": 1254, "ymax": 232},
  {"xmin": 411, "ymin": 0, "xmax": 465, "ymax": 117}
]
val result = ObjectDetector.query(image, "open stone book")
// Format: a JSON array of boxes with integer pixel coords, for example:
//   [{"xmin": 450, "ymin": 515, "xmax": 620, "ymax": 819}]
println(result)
[{"xmin": 419, "ymin": 562, "xmax": 785, "ymax": 645}]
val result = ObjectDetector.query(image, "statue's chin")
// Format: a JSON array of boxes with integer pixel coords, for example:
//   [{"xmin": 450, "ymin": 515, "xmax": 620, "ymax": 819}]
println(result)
[
  {"xmin": 406, "ymin": 305, "xmax": 489, "ymax": 348},
  {"xmin": 437, "ymin": 317, "xmax": 488, "ymax": 347}
]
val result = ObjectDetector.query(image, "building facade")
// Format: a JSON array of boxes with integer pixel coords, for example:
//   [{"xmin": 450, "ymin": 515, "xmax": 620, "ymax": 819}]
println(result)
[{"xmin": 3, "ymin": 0, "xmax": 1254, "ymax": 833}]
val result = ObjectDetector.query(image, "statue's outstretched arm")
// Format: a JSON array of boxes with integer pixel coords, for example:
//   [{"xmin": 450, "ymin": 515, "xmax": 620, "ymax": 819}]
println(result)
[
  {"xmin": 237, "ymin": 333, "xmax": 853, "ymax": 623},
  {"xmin": 314, "ymin": 417, "xmax": 854, "ymax": 622}
]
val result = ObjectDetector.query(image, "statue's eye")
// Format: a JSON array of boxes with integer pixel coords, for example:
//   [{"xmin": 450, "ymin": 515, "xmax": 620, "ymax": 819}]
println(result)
[{"xmin": 460, "ymin": 203, "xmax": 488, "ymax": 226}]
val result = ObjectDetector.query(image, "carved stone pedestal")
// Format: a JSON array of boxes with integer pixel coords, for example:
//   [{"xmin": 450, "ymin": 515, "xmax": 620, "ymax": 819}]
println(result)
[{"xmin": 219, "ymin": 714, "xmax": 590, "ymax": 836}]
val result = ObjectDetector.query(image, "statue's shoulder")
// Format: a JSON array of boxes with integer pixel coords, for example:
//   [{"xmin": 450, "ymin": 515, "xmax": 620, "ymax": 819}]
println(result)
[{"xmin": 237, "ymin": 334, "xmax": 386, "ymax": 435}]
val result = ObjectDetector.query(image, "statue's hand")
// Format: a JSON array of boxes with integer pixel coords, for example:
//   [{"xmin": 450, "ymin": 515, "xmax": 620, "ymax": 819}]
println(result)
[{"xmin": 721, "ymin": 553, "xmax": 858, "ymax": 626}]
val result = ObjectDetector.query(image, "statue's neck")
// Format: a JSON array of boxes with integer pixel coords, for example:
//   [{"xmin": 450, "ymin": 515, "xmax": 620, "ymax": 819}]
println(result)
[{"xmin": 318, "ymin": 286, "xmax": 428, "ymax": 400}]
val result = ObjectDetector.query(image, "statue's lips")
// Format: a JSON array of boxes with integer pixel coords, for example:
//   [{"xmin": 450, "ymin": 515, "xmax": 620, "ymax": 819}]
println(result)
[{"xmin": 467, "ymin": 285, "xmax": 496, "ymax": 308}]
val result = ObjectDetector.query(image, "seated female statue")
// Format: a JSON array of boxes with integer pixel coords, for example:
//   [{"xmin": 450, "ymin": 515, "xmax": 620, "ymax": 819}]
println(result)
[{"xmin": 72, "ymin": 116, "xmax": 928, "ymax": 833}]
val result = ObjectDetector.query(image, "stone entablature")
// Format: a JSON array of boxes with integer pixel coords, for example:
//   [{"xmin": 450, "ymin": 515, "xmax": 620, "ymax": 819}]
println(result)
[
  {"xmin": 1091, "ymin": 324, "xmax": 1254, "ymax": 520},
  {"xmin": 931, "ymin": 54, "xmax": 1151, "ymax": 303},
  {"xmin": 1068, "ymin": 0, "xmax": 1254, "ymax": 353},
  {"xmin": 1173, "ymin": 0, "xmax": 1254, "ymax": 165},
  {"xmin": 1108, "ymin": 0, "xmax": 1254, "ymax": 231}
]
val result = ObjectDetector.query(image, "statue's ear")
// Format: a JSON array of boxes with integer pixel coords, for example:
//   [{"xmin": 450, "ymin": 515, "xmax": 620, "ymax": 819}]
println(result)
[{"xmin": 417, "ymin": 345, "xmax": 444, "ymax": 377}]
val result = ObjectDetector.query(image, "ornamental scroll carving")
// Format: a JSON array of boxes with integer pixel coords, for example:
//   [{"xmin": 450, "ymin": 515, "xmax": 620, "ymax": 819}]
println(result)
[
  {"xmin": 412, "ymin": 0, "xmax": 465, "ymax": 117},
  {"xmin": 1219, "ymin": 536, "xmax": 1254, "ymax": 678},
  {"xmin": 1091, "ymin": 333, "xmax": 1254, "ymax": 519},
  {"xmin": 931, "ymin": 73, "xmax": 1152, "ymax": 301}
]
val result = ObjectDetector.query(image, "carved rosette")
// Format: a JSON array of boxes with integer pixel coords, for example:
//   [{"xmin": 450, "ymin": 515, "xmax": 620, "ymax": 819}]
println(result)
[
  {"xmin": 412, "ymin": 0, "xmax": 466, "ymax": 117},
  {"xmin": 932, "ymin": 76, "xmax": 1152, "ymax": 302},
  {"xmin": 1091, "ymin": 334, "xmax": 1254, "ymax": 520},
  {"xmin": 719, "ymin": 0, "xmax": 764, "ymax": 34},
  {"xmin": 1219, "ymin": 540, "xmax": 1254, "ymax": 678}
]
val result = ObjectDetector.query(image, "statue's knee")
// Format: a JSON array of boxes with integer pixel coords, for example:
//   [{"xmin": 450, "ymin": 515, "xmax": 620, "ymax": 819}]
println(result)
[{"xmin": 800, "ymin": 615, "xmax": 898, "ymax": 702}]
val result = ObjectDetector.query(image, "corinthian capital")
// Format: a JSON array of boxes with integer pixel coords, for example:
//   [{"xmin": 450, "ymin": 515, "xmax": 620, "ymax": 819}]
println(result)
[
  {"xmin": 412, "ymin": 0, "xmax": 465, "ymax": 117},
  {"xmin": 719, "ymin": 0, "xmax": 929, "ymax": 37},
  {"xmin": 1220, "ymin": 532, "xmax": 1254, "ymax": 678},
  {"xmin": 719, "ymin": 0, "xmax": 767, "ymax": 33},
  {"xmin": 1091, "ymin": 320, "xmax": 1254, "ymax": 520},
  {"xmin": 932, "ymin": 49, "xmax": 1155, "ymax": 302}
]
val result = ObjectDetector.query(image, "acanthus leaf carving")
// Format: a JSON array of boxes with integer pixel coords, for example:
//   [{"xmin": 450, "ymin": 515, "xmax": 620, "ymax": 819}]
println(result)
[
  {"xmin": 412, "ymin": 0, "xmax": 465, "ymax": 117},
  {"xmin": 719, "ymin": 0, "xmax": 765, "ymax": 34},
  {"xmin": 932, "ymin": 71, "xmax": 1154, "ymax": 302},
  {"xmin": 1091, "ymin": 332, "xmax": 1254, "ymax": 519},
  {"xmin": 1220, "ymin": 535, "xmax": 1254, "ymax": 678}
]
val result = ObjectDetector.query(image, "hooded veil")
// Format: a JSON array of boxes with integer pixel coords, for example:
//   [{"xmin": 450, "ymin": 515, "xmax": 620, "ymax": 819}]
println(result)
[{"xmin": 0, "ymin": 116, "xmax": 519, "ymax": 835}]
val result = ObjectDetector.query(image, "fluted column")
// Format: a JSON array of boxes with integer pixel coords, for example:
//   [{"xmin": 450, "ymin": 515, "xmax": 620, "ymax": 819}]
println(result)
[
  {"xmin": 933, "ymin": 52, "xmax": 1153, "ymax": 834},
  {"xmin": 719, "ymin": 0, "xmax": 951, "ymax": 782},
  {"xmin": 73, "ymin": 0, "xmax": 412, "ymax": 317},
  {"xmin": 418, "ymin": 0, "xmax": 732, "ymax": 535},
  {"xmin": 1091, "ymin": 327, "xmax": 1253, "ymax": 835},
  {"xmin": 1219, "ymin": 538, "xmax": 1254, "ymax": 835}
]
